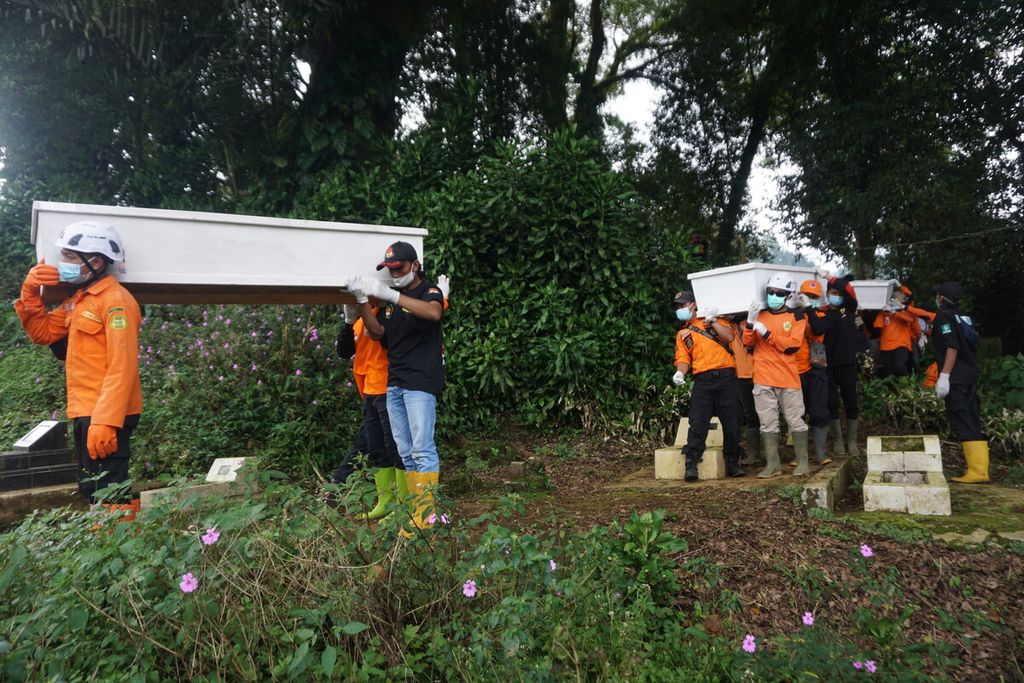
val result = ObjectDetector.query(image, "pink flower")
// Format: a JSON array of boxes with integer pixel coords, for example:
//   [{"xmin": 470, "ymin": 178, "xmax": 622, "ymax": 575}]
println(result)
[
  {"xmin": 853, "ymin": 661, "xmax": 863, "ymax": 670},
  {"xmin": 550, "ymin": 559, "xmax": 557, "ymax": 572},
  {"xmin": 462, "ymin": 580, "xmax": 477, "ymax": 598},
  {"xmin": 440, "ymin": 513, "xmax": 450, "ymax": 524},
  {"xmin": 201, "ymin": 528, "xmax": 220, "ymax": 545},
  {"xmin": 742, "ymin": 634, "xmax": 756, "ymax": 653},
  {"xmin": 865, "ymin": 661, "xmax": 877, "ymax": 673},
  {"xmin": 295, "ymin": 369, "xmax": 303, "ymax": 376},
  {"xmin": 802, "ymin": 611, "xmax": 814, "ymax": 626},
  {"xmin": 427, "ymin": 513, "xmax": 437, "ymax": 525},
  {"xmin": 860, "ymin": 544, "xmax": 874, "ymax": 558},
  {"xmin": 179, "ymin": 573, "xmax": 198, "ymax": 593}
]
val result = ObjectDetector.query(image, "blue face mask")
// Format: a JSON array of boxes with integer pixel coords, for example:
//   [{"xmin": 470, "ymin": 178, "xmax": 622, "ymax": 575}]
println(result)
[
  {"xmin": 766, "ymin": 294, "xmax": 786, "ymax": 309},
  {"xmin": 58, "ymin": 261, "xmax": 87, "ymax": 284},
  {"xmin": 828, "ymin": 295, "xmax": 843, "ymax": 307},
  {"xmin": 676, "ymin": 307, "xmax": 693, "ymax": 322}
]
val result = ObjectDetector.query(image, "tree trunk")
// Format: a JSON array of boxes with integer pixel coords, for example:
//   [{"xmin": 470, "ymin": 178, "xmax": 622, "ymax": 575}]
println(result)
[{"xmin": 715, "ymin": 103, "xmax": 769, "ymax": 265}]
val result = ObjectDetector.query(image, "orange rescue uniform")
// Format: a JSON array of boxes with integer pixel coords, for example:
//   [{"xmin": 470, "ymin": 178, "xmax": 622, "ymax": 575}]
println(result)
[
  {"xmin": 872, "ymin": 309, "xmax": 918, "ymax": 351},
  {"xmin": 729, "ymin": 323, "xmax": 754, "ymax": 379},
  {"xmin": 675, "ymin": 319, "xmax": 736, "ymax": 375},
  {"xmin": 742, "ymin": 311, "xmax": 806, "ymax": 390},
  {"xmin": 15, "ymin": 275, "xmax": 142, "ymax": 426},
  {"xmin": 352, "ymin": 314, "xmax": 389, "ymax": 397}
]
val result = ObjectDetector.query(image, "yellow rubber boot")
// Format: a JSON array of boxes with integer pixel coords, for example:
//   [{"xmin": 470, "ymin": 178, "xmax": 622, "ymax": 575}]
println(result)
[
  {"xmin": 951, "ymin": 441, "xmax": 990, "ymax": 483},
  {"xmin": 399, "ymin": 471, "xmax": 439, "ymax": 537}
]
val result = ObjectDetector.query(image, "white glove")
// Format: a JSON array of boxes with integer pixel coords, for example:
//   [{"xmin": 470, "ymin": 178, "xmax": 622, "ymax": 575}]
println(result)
[
  {"xmin": 746, "ymin": 300, "xmax": 763, "ymax": 325},
  {"xmin": 672, "ymin": 370, "xmax": 687, "ymax": 386},
  {"xmin": 935, "ymin": 373, "xmax": 950, "ymax": 399},
  {"xmin": 344, "ymin": 277, "xmax": 368, "ymax": 304},
  {"xmin": 343, "ymin": 304, "xmax": 359, "ymax": 324},
  {"xmin": 753, "ymin": 321, "xmax": 769, "ymax": 337},
  {"xmin": 702, "ymin": 305, "xmax": 718, "ymax": 323},
  {"xmin": 785, "ymin": 292, "xmax": 806, "ymax": 310},
  {"xmin": 437, "ymin": 274, "xmax": 450, "ymax": 300},
  {"xmin": 360, "ymin": 277, "xmax": 400, "ymax": 305},
  {"xmin": 917, "ymin": 335, "xmax": 927, "ymax": 351},
  {"xmin": 854, "ymin": 315, "xmax": 865, "ymax": 329},
  {"xmin": 816, "ymin": 269, "xmax": 832, "ymax": 280}
]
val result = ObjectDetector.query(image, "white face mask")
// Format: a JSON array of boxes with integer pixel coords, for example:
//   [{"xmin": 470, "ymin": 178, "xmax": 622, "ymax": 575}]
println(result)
[{"xmin": 392, "ymin": 270, "xmax": 415, "ymax": 289}]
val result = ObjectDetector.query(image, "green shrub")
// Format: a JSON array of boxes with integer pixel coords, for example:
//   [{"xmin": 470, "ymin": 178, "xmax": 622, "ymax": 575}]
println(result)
[
  {"xmin": 980, "ymin": 354, "xmax": 1024, "ymax": 411},
  {"xmin": 0, "ymin": 338, "xmax": 65, "ymax": 448},
  {"xmin": 859, "ymin": 377, "xmax": 947, "ymax": 435}
]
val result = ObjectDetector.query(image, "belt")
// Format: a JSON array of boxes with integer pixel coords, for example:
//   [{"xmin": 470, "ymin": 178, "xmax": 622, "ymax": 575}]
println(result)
[{"xmin": 694, "ymin": 368, "xmax": 736, "ymax": 380}]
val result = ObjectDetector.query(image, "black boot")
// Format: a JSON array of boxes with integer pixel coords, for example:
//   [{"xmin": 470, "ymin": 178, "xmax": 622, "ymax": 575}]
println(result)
[
  {"xmin": 725, "ymin": 453, "xmax": 746, "ymax": 478},
  {"xmin": 684, "ymin": 451, "xmax": 699, "ymax": 482}
]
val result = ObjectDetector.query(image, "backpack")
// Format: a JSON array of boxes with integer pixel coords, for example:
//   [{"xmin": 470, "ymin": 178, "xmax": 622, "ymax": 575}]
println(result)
[{"xmin": 955, "ymin": 315, "xmax": 980, "ymax": 352}]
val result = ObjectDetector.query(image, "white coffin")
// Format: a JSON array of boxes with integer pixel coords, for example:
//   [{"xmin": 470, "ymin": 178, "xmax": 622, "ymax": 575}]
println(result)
[
  {"xmin": 687, "ymin": 263, "xmax": 822, "ymax": 316},
  {"xmin": 849, "ymin": 280, "xmax": 899, "ymax": 310},
  {"xmin": 31, "ymin": 201, "xmax": 426, "ymax": 305}
]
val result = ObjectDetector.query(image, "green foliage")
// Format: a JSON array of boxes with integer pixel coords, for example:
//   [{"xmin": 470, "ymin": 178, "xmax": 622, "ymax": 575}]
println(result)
[
  {"xmin": 0, "ymin": 342, "xmax": 65, "ymax": 448},
  {"xmin": 859, "ymin": 377, "xmax": 947, "ymax": 435},
  {"xmin": 981, "ymin": 354, "xmax": 1024, "ymax": 411}
]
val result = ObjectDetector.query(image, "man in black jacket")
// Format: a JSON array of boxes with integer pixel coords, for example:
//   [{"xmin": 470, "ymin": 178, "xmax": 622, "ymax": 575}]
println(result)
[{"xmin": 821, "ymin": 276, "xmax": 867, "ymax": 457}]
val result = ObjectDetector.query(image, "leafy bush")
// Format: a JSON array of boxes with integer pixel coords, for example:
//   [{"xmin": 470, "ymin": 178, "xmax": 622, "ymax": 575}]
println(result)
[
  {"xmin": 859, "ymin": 377, "xmax": 947, "ymax": 435},
  {"xmin": 980, "ymin": 354, "xmax": 1024, "ymax": 411},
  {"xmin": 0, "ymin": 338, "xmax": 64, "ymax": 448}
]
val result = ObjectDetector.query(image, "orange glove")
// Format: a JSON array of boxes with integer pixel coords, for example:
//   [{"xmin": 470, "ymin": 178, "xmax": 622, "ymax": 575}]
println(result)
[
  {"xmin": 20, "ymin": 260, "xmax": 59, "ymax": 302},
  {"xmin": 87, "ymin": 424, "xmax": 118, "ymax": 460}
]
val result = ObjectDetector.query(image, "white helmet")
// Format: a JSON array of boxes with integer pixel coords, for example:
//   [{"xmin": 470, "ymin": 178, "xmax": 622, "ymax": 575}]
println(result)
[
  {"xmin": 766, "ymin": 272, "xmax": 797, "ymax": 293},
  {"xmin": 55, "ymin": 220, "xmax": 125, "ymax": 262}
]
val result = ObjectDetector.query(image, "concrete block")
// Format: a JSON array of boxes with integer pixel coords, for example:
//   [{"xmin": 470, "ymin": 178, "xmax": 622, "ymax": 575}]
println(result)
[
  {"xmin": 140, "ymin": 480, "xmax": 256, "ymax": 509},
  {"xmin": 509, "ymin": 461, "xmax": 526, "ymax": 478},
  {"xmin": 654, "ymin": 448, "xmax": 685, "ymax": 480},
  {"xmin": 801, "ymin": 458, "xmax": 851, "ymax": 512},
  {"xmin": 865, "ymin": 436, "xmax": 883, "ymax": 456},
  {"xmin": 866, "ymin": 452, "xmax": 904, "ymax": 473},
  {"xmin": 905, "ymin": 471, "xmax": 951, "ymax": 516},
  {"xmin": 697, "ymin": 448, "xmax": 726, "ymax": 480},
  {"xmin": 674, "ymin": 417, "xmax": 724, "ymax": 449},
  {"xmin": 903, "ymin": 451, "xmax": 943, "ymax": 473},
  {"xmin": 863, "ymin": 471, "xmax": 907, "ymax": 513},
  {"xmin": 206, "ymin": 457, "xmax": 253, "ymax": 483}
]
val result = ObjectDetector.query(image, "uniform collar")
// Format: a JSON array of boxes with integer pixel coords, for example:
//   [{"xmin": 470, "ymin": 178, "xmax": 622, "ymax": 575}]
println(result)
[{"xmin": 72, "ymin": 274, "xmax": 116, "ymax": 300}]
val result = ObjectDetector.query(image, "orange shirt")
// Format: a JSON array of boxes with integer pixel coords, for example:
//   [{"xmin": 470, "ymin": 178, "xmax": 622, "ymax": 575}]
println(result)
[
  {"xmin": 675, "ymin": 318, "xmax": 736, "ymax": 375},
  {"xmin": 796, "ymin": 311, "xmax": 826, "ymax": 374},
  {"xmin": 873, "ymin": 309, "xmax": 917, "ymax": 351},
  {"xmin": 742, "ymin": 310, "xmax": 806, "ymax": 390},
  {"xmin": 729, "ymin": 323, "xmax": 754, "ymax": 379},
  {"xmin": 923, "ymin": 362, "xmax": 938, "ymax": 388},
  {"xmin": 906, "ymin": 305, "xmax": 935, "ymax": 323},
  {"xmin": 352, "ymin": 314, "xmax": 389, "ymax": 397},
  {"xmin": 15, "ymin": 275, "xmax": 142, "ymax": 426}
]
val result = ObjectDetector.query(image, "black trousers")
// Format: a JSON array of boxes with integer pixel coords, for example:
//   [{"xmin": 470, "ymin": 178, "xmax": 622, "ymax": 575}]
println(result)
[
  {"xmin": 684, "ymin": 370, "xmax": 740, "ymax": 462},
  {"xmin": 330, "ymin": 394, "xmax": 403, "ymax": 484},
  {"xmin": 945, "ymin": 382, "xmax": 986, "ymax": 442},
  {"xmin": 800, "ymin": 367, "xmax": 829, "ymax": 428},
  {"xmin": 74, "ymin": 414, "xmax": 139, "ymax": 504},
  {"xmin": 878, "ymin": 348, "xmax": 909, "ymax": 379},
  {"xmin": 735, "ymin": 377, "xmax": 759, "ymax": 428},
  {"xmin": 827, "ymin": 364, "xmax": 859, "ymax": 420}
]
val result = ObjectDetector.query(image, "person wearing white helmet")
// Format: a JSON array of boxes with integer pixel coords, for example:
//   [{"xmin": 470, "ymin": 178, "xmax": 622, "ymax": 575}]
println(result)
[
  {"xmin": 15, "ymin": 220, "xmax": 143, "ymax": 518},
  {"xmin": 742, "ymin": 272, "xmax": 811, "ymax": 477}
]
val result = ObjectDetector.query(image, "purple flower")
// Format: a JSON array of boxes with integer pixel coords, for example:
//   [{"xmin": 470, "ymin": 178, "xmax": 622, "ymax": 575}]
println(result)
[
  {"xmin": 742, "ymin": 634, "xmax": 756, "ymax": 654},
  {"xmin": 853, "ymin": 661, "xmax": 863, "ymax": 670},
  {"xmin": 345, "ymin": 381, "xmax": 353, "ymax": 388},
  {"xmin": 440, "ymin": 513, "xmax": 450, "ymax": 524},
  {"xmin": 860, "ymin": 544, "xmax": 874, "ymax": 558},
  {"xmin": 549, "ymin": 559, "xmax": 557, "ymax": 572},
  {"xmin": 250, "ymin": 364, "xmax": 257, "ymax": 371},
  {"xmin": 217, "ymin": 376, "xmax": 224, "ymax": 382},
  {"xmin": 802, "ymin": 612, "xmax": 814, "ymax": 626},
  {"xmin": 865, "ymin": 661, "xmax": 877, "ymax": 674},
  {"xmin": 427, "ymin": 513, "xmax": 437, "ymax": 525},
  {"xmin": 309, "ymin": 328, "xmax": 319, "ymax": 341},
  {"xmin": 462, "ymin": 580, "xmax": 477, "ymax": 598},
  {"xmin": 179, "ymin": 572, "xmax": 198, "ymax": 593},
  {"xmin": 201, "ymin": 527, "xmax": 220, "ymax": 545},
  {"xmin": 295, "ymin": 369, "xmax": 302, "ymax": 376},
  {"xmin": 312, "ymin": 399, "xmax": 318, "ymax": 406}
]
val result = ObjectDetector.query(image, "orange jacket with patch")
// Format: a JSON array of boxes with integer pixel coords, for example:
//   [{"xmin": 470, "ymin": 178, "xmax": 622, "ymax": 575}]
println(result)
[
  {"xmin": 873, "ymin": 309, "xmax": 918, "ymax": 351},
  {"xmin": 15, "ymin": 276, "xmax": 142, "ymax": 426},
  {"xmin": 352, "ymin": 314, "xmax": 388, "ymax": 397},
  {"xmin": 742, "ymin": 310, "xmax": 806, "ymax": 389},
  {"xmin": 675, "ymin": 319, "xmax": 736, "ymax": 375},
  {"xmin": 796, "ymin": 311, "xmax": 826, "ymax": 375},
  {"xmin": 729, "ymin": 322, "xmax": 754, "ymax": 379}
]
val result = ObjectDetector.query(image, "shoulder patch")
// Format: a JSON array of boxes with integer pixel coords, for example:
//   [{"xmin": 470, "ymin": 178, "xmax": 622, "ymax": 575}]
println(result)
[
  {"xmin": 109, "ymin": 315, "xmax": 128, "ymax": 330},
  {"xmin": 783, "ymin": 321, "xmax": 793, "ymax": 332},
  {"xmin": 106, "ymin": 306, "xmax": 125, "ymax": 314},
  {"xmin": 684, "ymin": 335, "xmax": 694, "ymax": 350},
  {"xmin": 939, "ymin": 323, "xmax": 952, "ymax": 335},
  {"xmin": 428, "ymin": 287, "xmax": 440, "ymax": 294}
]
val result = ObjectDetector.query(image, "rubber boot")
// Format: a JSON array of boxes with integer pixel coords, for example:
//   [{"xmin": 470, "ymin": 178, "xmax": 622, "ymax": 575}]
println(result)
[
  {"xmin": 830, "ymin": 419, "xmax": 847, "ymax": 456},
  {"xmin": 740, "ymin": 427, "xmax": 761, "ymax": 465},
  {"xmin": 792, "ymin": 431, "xmax": 811, "ymax": 476},
  {"xmin": 364, "ymin": 467, "xmax": 395, "ymax": 520},
  {"xmin": 846, "ymin": 418, "xmax": 860, "ymax": 458},
  {"xmin": 725, "ymin": 452, "xmax": 746, "ymax": 478},
  {"xmin": 951, "ymin": 441, "xmax": 990, "ymax": 483},
  {"xmin": 395, "ymin": 469, "xmax": 410, "ymax": 507},
  {"xmin": 813, "ymin": 426, "xmax": 831, "ymax": 465},
  {"xmin": 399, "ymin": 471, "xmax": 439, "ymax": 537},
  {"xmin": 757, "ymin": 433, "xmax": 782, "ymax": 478},
  {"xmin": 684, "ymin": 451, "xmax": 699, "ymax": 482}
]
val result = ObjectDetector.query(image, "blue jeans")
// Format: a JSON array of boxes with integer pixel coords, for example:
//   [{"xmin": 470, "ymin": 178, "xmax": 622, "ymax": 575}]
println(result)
[{"xmin": 386, "ymin": 387, "xmax": 439, "ymax": 473}]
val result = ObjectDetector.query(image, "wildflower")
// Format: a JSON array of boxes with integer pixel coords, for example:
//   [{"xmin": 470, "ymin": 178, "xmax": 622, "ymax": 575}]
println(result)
[
  {"xmin": 742, "ymin": 634, "xmax": 756, "ymax": 654},
  {"xmin": 427, "ymin": 513, "xmax": 437, "ymax": 525},
  {"xmin": 223, "ymin": 342, "xmax": 230, "ymax": 349},
  {"xmin": 462, "ymin": 580, "xmax": 477, "ymax": 598},
  {"xmin": 865, "ymin": 661, "xmax": 877, "ymax": 674},
  {"xmin": 309, "ymin": 328, "xmax": 319, "ymax": 341},
  {"xmin": 295, "ymin": 369, "xmax": 303, "ymax": 376},
  {"xmin": 860, "ymin": 544, "xmax": 874, "ymax": 558},
  {"xmin": 232, "ymin": 364, "xmax": 239, "ymax": 370},
  {"xmin": 179, "ymin": 573, "xmax": 198, "ymax": 593},
  {"xmin": 201, "ymin": 528, "xmax": 220, "ymax": 545},
  {"xmin": 853, "ymin": 661, "xmax": 863, "ymax": 670},
  {"xmin": 250, "ymin": 364, "xmax": 257, "ymax": 371},
  {"xmin": 440, "ymin": 513, "xmax": 450, "ymax": 524},
  {"xmin": 312, "ymin": 399, "xmax": 318, "ymax": 406},
  {"xmin": 217, "ymin": 376, "xmax": 224, "ymax": 382},
  {"xmin": 802, "ymin": 612, "xmax": 814, "ymax": 626},
  {"xmin": 345, "ymin": 381, "xmax": 353, "ymax": 388},
  {"xmin": 550, "ymin": 559, "xmax": 557, "ymax": 572}
]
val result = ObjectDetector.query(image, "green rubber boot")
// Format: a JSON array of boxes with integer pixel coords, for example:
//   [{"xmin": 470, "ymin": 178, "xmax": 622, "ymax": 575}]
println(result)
[
  {"xmin": 364, "ymin": 467, "xmax": 396, "ymax": 520},
  {"xmin": 813, "ymin": 426, "xmax": 831, "ymax": 465},
  {"xmin": 846, "ymin": 418, "xmax": 860, "ymax": 458},
  {"xmin": 757, "ymin": 432, "xmax": 782, "ymax": 478},
  {"xmin": 741, "ymin": 426, "xmax": 761, "ymax": 465},
  {"xmin": 830, "ymin": 419, "xmax": 847, "ymax": 456},
  {"xmin": 792, "ymin": 431, "xmax": 810, "ymax": 476}
]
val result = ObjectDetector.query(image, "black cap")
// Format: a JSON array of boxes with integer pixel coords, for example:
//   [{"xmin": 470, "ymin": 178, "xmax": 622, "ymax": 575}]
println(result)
[
  {"xmin": 672, "ymin": 290, "xmax": 696, "ymax": 305},
  {"xmin": 933, "ymin": 281, "xmax": 963, "ymax": 302},
  {"xmin": 376, "ymin": 241, "xmax": 418, "ymax": 271}
]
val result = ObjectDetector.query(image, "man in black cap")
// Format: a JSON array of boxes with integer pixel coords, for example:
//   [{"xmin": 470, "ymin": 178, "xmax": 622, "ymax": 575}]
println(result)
[
  {"xmin": 348, "ymin": 241, "xmax": 445, "ymax": 532},
  {"xmin": 931, "ymin": 281, "xmax": 989, "ymax": 483},
  {"xmin": 672, "ymin": 291, "xmax": 744, "ymax": 480}
]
